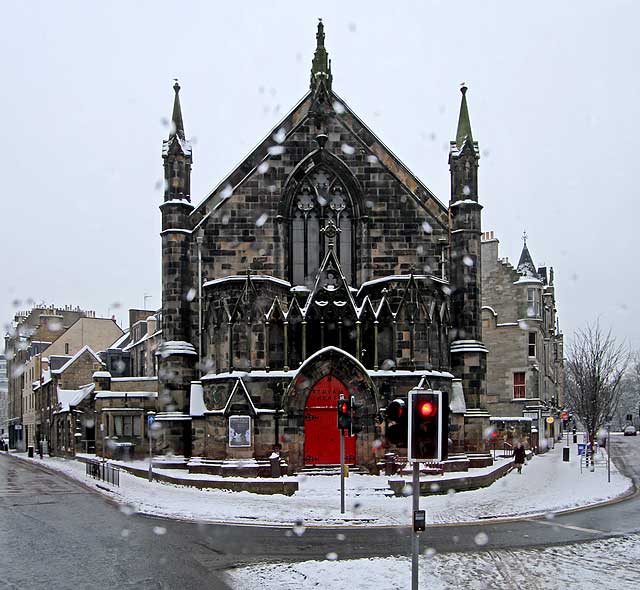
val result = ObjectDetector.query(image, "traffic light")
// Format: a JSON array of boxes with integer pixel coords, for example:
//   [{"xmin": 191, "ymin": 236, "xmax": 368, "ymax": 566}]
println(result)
[
  {"xmin": 350, "ymin": 396, "xmax": 364, "ymax": 436},
  {"xmin": 408, "ymin": 389, "xmax": 448, "ymax": 462},
  {"xmin": 385, "ymin": 398, "xmax": 407, "ymax": 446},
  {"xmin": 337, "ymin": 397, "xmax": 351, "ymax": 431}
]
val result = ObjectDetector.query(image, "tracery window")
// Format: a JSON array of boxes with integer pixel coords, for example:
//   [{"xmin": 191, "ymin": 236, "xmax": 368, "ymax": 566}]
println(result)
[{"xmin": 290, "ymin": 168, "xmax": 354, "ymax": 285}]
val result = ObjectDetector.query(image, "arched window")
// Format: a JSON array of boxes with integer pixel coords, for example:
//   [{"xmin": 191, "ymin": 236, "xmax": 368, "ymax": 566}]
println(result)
[{"xmin": 290, "ymin": 168, "xmax": 354, "ymax": 286}]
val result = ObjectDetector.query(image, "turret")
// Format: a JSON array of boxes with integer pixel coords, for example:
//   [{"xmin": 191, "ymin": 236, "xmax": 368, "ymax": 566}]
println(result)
[
  {"xmin": 157, "ymin": 81, "xmax": 197, "ymax": 455},
  {"xmin": 449, "ymin": 85, "xmax": 482, "ymax": 343},
  {"xmin": 448, "ymin": 86, "xmax": 490, "ymax": 464}
]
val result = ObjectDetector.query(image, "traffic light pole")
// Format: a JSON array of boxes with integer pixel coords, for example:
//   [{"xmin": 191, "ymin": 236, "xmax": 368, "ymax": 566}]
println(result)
[
  {"xmin": 340, "ymin": 428, "xmax": 345, "ymax": 514},
  {"xmin": 412, "ymin": 461, "xmax": 420, "ymax": 590}
]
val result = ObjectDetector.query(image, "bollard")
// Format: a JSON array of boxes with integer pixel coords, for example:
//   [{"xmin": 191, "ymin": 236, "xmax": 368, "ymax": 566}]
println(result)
[{"xmin": 563, "ymin": 447, "xmax": 570, "ymax": 462}]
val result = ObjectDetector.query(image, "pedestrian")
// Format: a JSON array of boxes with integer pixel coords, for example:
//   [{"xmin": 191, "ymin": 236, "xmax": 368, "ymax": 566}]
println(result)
[{"xmin": 514, "ymin": 442, "xmax": 526, "ymax": 474}]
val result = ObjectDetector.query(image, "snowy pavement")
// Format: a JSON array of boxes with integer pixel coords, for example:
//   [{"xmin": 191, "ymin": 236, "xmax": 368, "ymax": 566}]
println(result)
[
  {"xmin": 226, "ymin": 533, "xmax": 640, "ymax": 589},
  {"xmin": 10, "ymin": 441, "xmax": 632, "ymax": 528}
]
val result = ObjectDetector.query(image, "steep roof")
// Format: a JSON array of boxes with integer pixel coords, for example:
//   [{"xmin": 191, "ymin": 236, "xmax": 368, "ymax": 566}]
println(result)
[
  {"xmin": 51, "ymin": 345, "xmax": 103, "ymax": 375},
  {"xmin": 517, "ymin": 240, "xmax": 539, "ymax": 279},
  {"xmin": 189, "ymin": 24, "xmax": 449, "ymax": 230}
]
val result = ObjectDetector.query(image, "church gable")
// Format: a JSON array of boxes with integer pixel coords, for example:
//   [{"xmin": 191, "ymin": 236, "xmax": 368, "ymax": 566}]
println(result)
[{"xmin": 194, "ymin": 95, "xmax": 449, "ymax": 288}]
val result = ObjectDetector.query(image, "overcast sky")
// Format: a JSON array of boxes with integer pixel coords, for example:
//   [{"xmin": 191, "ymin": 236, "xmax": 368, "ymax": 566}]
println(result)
[{"xmin": 1, "ymin": 1, "xmax": 637, "ymax": 350}]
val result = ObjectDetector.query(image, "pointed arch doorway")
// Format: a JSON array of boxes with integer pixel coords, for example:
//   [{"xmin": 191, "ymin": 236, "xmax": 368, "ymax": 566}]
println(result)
[{"xmin": 303, "ymin": 374, "xmax": 356, "ymax": 465}]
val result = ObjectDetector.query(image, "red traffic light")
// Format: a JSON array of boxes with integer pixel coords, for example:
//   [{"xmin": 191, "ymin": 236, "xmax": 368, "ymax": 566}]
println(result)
[
  {"xmin": 418, "ymin": 401, "xmax": 436, "ymax": 418},
  {"xmin": 340, "ymin": 402, "xmax": 348, "ymax": 414}
]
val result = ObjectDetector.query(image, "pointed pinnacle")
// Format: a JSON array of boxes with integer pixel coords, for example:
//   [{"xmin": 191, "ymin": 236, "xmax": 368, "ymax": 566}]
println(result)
[
  {"xmin": 170, "ymin": 79, "xmax": 185, "ymax": 139},
  {"xmin": 310, "ymin": 18, "xmax": 332, "ymax": 92},
  {"xmin": 455, "ymin": 84, "xmax": 473, "ymax": 148}
]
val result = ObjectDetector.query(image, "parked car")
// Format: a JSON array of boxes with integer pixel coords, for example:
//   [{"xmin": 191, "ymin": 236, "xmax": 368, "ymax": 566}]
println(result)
[{"xmin": 623, "ymin": 425, "xmax": 637, "ymax": 436}]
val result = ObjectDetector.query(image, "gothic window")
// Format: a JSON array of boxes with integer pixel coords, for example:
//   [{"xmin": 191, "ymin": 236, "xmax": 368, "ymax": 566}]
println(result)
[{"xmin": 290, "ymin": 168, "xmax": 354, "ymax": 285}]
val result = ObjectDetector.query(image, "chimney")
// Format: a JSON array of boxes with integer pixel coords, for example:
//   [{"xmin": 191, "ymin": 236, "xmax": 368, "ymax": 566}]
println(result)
[
  {"xmin": 147, "ymin": 315, "xmax": 157, "ymax": 337},
  {"xmin": 93, "ymin": 370, "xmax": 112, "ymax": 391}
]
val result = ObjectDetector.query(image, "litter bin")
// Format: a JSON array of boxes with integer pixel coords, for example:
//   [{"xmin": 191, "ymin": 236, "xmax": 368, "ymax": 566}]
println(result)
[
  {"xmin": 269, "ymin": 452, "xmax": 281, "ymax": 477},
  {"xmin": 384, "ymin": 452, "xmax": 397, "ymax": 476},
  {"xmin": 28, "ymin": 445, "xmax": 34, "ymax": 458},
  {"xmin": 563, "ymin": 447, "xmax": 570, "ymax": 462}
]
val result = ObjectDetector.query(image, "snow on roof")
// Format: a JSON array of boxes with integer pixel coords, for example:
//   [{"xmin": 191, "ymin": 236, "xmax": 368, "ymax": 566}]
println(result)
[
  {"xmin": 108, "ymin": 330, "xmax": 131, "ymax": 350},
  {"xmin": 123, "ymin": 329, "xmax": 162, "ymax": 352},
  {"xmin": 357, "ymin": 274, "xmax": 447, "ymax": 296},
  {"xmin": 156, "ymin": 341, "xmax": 197, "ymax": 357},
  {"xmin": 490, "ymin": 416, "xmax": 533, "ymax": 422},
  {"xmin": 111, "ymin": 376, "xmax": 157, "ymax": 382},
  {"xmin": 449, "ymin": 199, "xmax": 481, "ymax": 207},
  {"xmin": 93, "ymin": 371, "xmax": 111, "ymax": 378},
  {"xmin": 52, "ymin": 345, "xmax": 103, "ymax": 375},
  {"xmin": 203, "ymin": 275, "xmax": 291, "ymax": 289},
  {"xmin": 154, "ymin": 412, "xmax": 191, "ymax": 422},
  {"xmin": 513, "ymin": 277, "xmax": 543, "ymax": 285},
  {"xmin": 56, "ymin": 383, "xmax": 95, "ymax": 413},
  {"xmin": 202, "ymin": 367, "xmax": 454, "ymax": 381},
  {"xmin": 94, "ymin": 391, "xmax": 158, "ymax": 399}
]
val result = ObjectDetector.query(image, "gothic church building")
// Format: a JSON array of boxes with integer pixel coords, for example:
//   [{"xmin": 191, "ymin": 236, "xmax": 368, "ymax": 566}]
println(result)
[{"xmin": 157, "ymin": 22, "xmax": 491, "ymax": 473}]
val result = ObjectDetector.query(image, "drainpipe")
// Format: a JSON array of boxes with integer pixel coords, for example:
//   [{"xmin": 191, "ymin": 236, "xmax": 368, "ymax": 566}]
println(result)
[{"xmin": 196, "ymin": 233, "xmax": 204, "ymax": 368}]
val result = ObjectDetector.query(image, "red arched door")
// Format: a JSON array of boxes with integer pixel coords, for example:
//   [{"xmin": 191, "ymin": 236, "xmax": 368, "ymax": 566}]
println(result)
[{"xmin": 304, "ymin": 375, "xmax": 356, "ymax": 465}]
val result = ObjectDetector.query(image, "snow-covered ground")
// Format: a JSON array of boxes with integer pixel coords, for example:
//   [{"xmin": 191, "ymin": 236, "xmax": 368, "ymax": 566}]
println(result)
[
  {"xmin": 11, "ymin": 441, "xmax": 632, "ymax": 527},
  {"xmin": 226, "ymin": 533, "xmax": 640, "ymax": 589}
]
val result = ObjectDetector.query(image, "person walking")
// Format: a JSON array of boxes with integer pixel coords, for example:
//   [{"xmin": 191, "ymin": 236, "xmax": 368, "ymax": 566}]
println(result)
[{"xmin": 514, "ymin": 442, "xmax": 526, "ymax": 474}]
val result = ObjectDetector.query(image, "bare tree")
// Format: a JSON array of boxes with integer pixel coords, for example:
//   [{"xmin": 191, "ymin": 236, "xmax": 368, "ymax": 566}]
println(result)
[{"xmin": 565, "ymin": 322, "xmax": 629, "ymax": 445}]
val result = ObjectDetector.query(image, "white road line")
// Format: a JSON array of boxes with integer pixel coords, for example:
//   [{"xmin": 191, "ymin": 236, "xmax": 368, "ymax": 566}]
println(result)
[{"xmin": 526, "ymin": 519, "xmax": 606, "ymax": 535}]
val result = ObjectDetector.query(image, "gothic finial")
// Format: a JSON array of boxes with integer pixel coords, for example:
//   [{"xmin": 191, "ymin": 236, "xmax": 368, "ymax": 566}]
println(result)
[
  {"xmin": 522, "ymin": 230, "xmax": 528, "ymax": 245},
  {"xmin": 455, "ymin": 84, "xmax": 473, "ymax": 148},
  {"xmin": 310, "ymin": 19, "xmax": 332, "ymax": 92},
  {"xmin": 170, "ymin": 78, "xmax": 185, "ymax": 139}
]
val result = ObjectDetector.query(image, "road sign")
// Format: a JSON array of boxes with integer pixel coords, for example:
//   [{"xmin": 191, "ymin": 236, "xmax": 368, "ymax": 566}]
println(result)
[
  {"xmin": 546, "ymin": 417, "xmax": 555, "ymax": 424},
  {"xmin": 560, "ymin": 411, "xmax": 569, "ymax": 420},
  {"xmin": 147, "ymin": 415, "xmax": 155, "ymax": 427}
]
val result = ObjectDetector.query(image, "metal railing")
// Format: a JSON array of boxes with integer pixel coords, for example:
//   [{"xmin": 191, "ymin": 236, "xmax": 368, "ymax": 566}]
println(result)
[
  {"xmin": 491, "ymin": 441, "xmax": 514, "ymax": 460},
  {"xmin": 86, "ymin": 461, "xmax": 120, "ymax": 487}
]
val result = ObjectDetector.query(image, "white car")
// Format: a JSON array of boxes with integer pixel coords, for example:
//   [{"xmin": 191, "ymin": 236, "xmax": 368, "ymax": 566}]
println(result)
[{"xmin": 623, "ymin": 425, "xmax": 637, "ymax": 436}]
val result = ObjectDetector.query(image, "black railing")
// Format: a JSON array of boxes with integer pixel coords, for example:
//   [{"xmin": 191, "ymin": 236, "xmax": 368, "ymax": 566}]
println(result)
[
  {"xmin": 491, "ymin": 441, "xmax": 514, "ymax": 459},
  {"xmin": 86, "ymin": 461, "xmax": 120, "ymax": 487}
]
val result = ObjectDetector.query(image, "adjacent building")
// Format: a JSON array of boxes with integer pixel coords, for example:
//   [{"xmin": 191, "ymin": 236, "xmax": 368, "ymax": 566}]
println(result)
[
  {"xmin": 5, "ymin": 305, "xmax": 123, "ymax": 451},
  {"xmin": 481, "ymin": 232, "xmax": 564, "ymax": 449},
  {"xmin": 0, "ymin": 354, "xmax": 8, "ymax": 441}
]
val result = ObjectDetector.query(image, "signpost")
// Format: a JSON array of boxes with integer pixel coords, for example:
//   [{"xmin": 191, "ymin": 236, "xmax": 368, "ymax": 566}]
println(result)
[{"xmin": 147, "ymin": 412, "xmax": 155, "ymax": 482}]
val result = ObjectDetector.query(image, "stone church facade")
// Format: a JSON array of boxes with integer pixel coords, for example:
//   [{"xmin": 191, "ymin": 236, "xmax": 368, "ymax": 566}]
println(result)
[{"xmin": 156, "ymin": 22, "xmax": 491, "ymax": 473}]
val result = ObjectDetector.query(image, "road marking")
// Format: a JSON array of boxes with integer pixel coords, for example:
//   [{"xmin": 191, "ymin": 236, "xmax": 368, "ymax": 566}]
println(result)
[{"xmin": 526, "ymin": 519, "xmax": 606, "ymax": 534}]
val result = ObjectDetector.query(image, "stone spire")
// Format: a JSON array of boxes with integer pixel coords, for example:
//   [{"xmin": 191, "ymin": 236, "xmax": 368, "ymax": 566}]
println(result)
[
  {"xmin": 170, "ymin": 79, "xmax": 185, "ymax": 139},
  {"xmin": 517, "ymin": 233, "xmax": 538, "ymax": 278},
  {"xmin": 162, "ymin": 80, "xmax": 192, "ymax": 201},
  {"xmin": 455, "ymin": 85, "xmax": 474, "ymax": 149},
  {"xmin": 310, "ymin": 19, "xmax": 332, "ymax": 92}
]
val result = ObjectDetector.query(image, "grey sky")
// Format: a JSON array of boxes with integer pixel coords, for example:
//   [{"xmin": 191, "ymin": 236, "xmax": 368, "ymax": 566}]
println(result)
[{"xmin": 1, "ymin": 1, "xmax": 637, "ymax": 349}]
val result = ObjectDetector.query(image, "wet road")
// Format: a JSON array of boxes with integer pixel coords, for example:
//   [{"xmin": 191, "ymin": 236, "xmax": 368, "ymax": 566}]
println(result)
[
  {"xmin": 0, "ymin": 457, "xmax": 232, "ymax": 589},
  {"xmin": 1, "ymin": 436, "xmax": 639, "ymax": 588}
]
